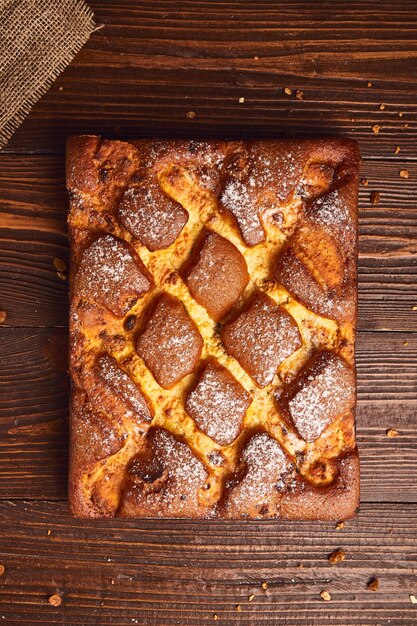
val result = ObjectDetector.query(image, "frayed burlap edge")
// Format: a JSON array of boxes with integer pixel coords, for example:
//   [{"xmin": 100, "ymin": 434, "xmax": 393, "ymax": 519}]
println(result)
[{"xmin": 0, "ymin": 0, "xmax": 97, "ymax": 150}]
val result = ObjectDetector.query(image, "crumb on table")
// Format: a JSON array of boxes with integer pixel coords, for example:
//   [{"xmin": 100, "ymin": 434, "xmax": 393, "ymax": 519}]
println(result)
[
  {"xmin": 48, "ymin": 594, "xmax": 62, "ymax": 607},
  {"xmin": 370, "ymin": 191, "xmax": 380, "ymax": 205},
  {"xmin": 328, "ymin": 549, "xmax": 346, "ymax": 564}
]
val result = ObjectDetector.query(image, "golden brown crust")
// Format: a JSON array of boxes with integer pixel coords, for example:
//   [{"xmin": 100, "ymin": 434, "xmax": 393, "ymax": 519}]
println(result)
[{"xmin": 67, "ymin": 136, "xmax": 360, "ymax": 519}]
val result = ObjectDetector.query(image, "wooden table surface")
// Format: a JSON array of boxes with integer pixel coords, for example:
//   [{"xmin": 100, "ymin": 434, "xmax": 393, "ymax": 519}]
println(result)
[{"xmin": 1, "ymin": 1, "xmax": 417, "ymax": 624}]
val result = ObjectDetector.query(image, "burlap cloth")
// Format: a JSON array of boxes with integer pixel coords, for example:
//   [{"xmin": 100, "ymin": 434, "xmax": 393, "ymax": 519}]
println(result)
[{"xmin": 0, "ymin": 0, "xmax": 96, "ymax": 149}]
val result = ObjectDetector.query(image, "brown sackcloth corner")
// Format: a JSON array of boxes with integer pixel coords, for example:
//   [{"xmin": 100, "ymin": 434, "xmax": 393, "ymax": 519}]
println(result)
[{"xmin": 0, "ymin": 0, "xmax": 96, "ymax": 149}]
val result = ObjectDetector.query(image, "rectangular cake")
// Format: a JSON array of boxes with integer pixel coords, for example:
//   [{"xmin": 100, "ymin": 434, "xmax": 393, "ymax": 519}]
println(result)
[{"xmin": 66, "ymin": 136, "xmax": 360, "ymax": 519}]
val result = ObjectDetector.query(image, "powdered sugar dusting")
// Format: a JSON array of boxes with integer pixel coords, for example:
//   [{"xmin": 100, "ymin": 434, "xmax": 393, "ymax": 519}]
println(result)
[
  {"xmin": 312, "ymin": 189, "xmax": 349, "ymax": 225},
  {"xmin": 220, "ymin": 179, "xmax": 265, "ymax": 245},
  {"xmin": 186, "ymin": 364, "xmax": 251, "ymax": 445},
  {"xmin": 187, "ymin": 142, "xmax": 225, "ymax": 193},
  {"xmin": 185, "ymin": 232, "xmax": 249, "ymax": 322},
  {"xmin": 77, "ymin": 234, "xmax": 151, "ymax": 317},
  {"xmin": 289, "ymin": 355, "xmax": 354, "ymax": 443},
  {"xmin": 251, "ymin": 147, "xmax": 299, "ymax": 201},
  {"xmin": 155, "ymin": 429, "xmax": 206, "ymax": 485},
  {"xmin": 310, "ymin": 188, "xmax": 354, "ymax": 249},
  {"xmin": 137, "ymin": 294, "xmax": 203, "ymax": 388},
  {"xmin": 138, "ymin": 429, "xmax": 207, "ymax": 513},
  {"xmin": 275, "ymin": 234, "xmax": 354, "ymax": 323},
  {"xmin": 96, "ymin": 354, "xmax": 151, "ymax": 422},
  {"xmin": 222, "ymin": 293, "xmax": 302, "ymax": 388},
  {"xmin": 219, "ymin": 143, "xmax": 302, "ymax": 245},
  {"xmin": 76, "ymin": 402, "xmax": 123, "ymax": 463},
  {"xmin": 227, "ymin": 433, "xmax": 295, "ymax": 510},
  {"xmin": 119, "ymin": 185, "xmax": 188, "ymax": 251},
  {"xmin": 148, "ymin": 140, "xmax": 225, "ymax": 195}
]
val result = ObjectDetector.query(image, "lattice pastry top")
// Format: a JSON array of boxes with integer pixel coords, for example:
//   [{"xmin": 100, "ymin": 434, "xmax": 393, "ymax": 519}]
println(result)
[{"xmin": 67, "ymin": 136, "xmax": 360, "ymax": 519}]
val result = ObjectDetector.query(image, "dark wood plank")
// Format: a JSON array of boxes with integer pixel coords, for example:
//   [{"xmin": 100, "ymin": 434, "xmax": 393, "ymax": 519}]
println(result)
[
  {"xmin": 0, "ymin": 500, "xmax": 416, "ymax": 625},
  {"xmin": 0, "ymin": 328, "xmax": 416, "ymax": 502},
  {"xmin": 0, "ymin": 154, "xmax": 69, "ymax": 328},
  {"xmin": 3, "ymin": 0, "xmax": 417, "ymax": 157},
  {"xmin": 1, "ymin": 4, "xmax": 416, "ymax": 625},
  {"xmin": 1, "ymin": 155, "xmax": 416, "ymax": 329},
  {"xmin": 0, "ymin": 329, "xmax": 68, "ymax": 500}
]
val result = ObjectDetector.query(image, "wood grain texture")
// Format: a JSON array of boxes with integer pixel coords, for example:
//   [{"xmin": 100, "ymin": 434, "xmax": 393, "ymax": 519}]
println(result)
[
  {"xmin": 0, "ymin": 328, "xmax": 416, "ymax": 502},
  {"xmin": 3, "ymin": 0, "xmax": 417, "ymax": 157},
  {"xmin": 0, "ymin": 500, "xmax": 416, "ymax": 625},
  {"xmin": 0, "ymin": 155, "xmax": 416, "ymax": 329},
  {"xmin": 1, "ymin": 1, "xmax": 417, "ymax": 624}
]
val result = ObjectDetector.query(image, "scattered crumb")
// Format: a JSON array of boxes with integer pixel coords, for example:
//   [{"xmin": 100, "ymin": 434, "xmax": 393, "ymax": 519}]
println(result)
[
  {"xmin": 386, "ymin": 428, "xmax": 399, "ymax": 438},
  {"xmin": 379, "ymin": 103, "xmax": 385, "ymax": 110},
  {"xmin": 58, "ymin": 86, "xmax": 63, "ymax": 92},
  {"xmin": 213, "ymin": 614, "xmax": 219, "ymax": 621},
  {"xmin": 403, "ymin": 123, "xmax": 409, "ymax": 128},
  {"xmin": 239, "ymin": 97, "xmax": 245, "ymax": 104},
  {"xmin": 48, "ymin": 594, "xmax": 62, "ymax": 607},
  {"xmin": 361, "ymin": 178, "xmax": 369, "ymax": 186},
  {"xmin": 320, "ymin": 590, "xmax": 331, "ymax": 601},
  {"xmin": 0, "ymin": 565, "xmax": 4, "ymax": 576},
  {"xmin": 53, "ymin": 257, "xmax": 67, "ymax": 272},
  {"xmin": 410, "ymin": 595, "xmax": 417, "ymax": 604},
  {"xmin": 248, "ymin": 594, "xmax": 255, "ymax": 602},
  {"xmin": 367, "ymin": 81, "xmax": 372, "ymax": 87},
  {"xmin": 329, "ymin": 549, "xmax": 346, "ymax": 564},
  {"xmin": 0, "ymin": 311, "xmax": 6, "ymax": 324},
  {"xmin": 186, "ymin": 111, "xmax": 196, "ymax": 119},
  {"xmin": 295, "ymin": 90, "xmax": 303, "ymax": 100},
  {"xmin": 395, "ymin": 146, "xmax": 401, "ymax": 154},
  {"xmin": 236, "ymin": 604, "xmax": 242, "ymax": 612},
  {"xmin": 57, "ymin": 272, "xmax": 67, "ymax": 281},
  {"xmin": 47, "ymin": 529, "xmax": 51, "ymax": 536},
  {"xmin": 335, "ymin": 521, "xmax": 345, "ymax": 530},
  {"xmin": 370, "ymin": 191, "xmax": 380, "ymax": 205},
  {"xmin": 261, "ymin": 582, "xmax": 268, "ymax": 590},
  {"xmin": 253, "ymin": 55, "xmax": 259, "ymax": 60},
  {"xmin": 367, "ymin": 578, "xmax": 379, "ymax": 592},
  {"xmin": 372, "ymin": 124, "xmax": 380, "ymax": 135},
  {"xmin": 412, "ymin": 306, "xmax": 417, "ymax": 311},
  {"xmin": 284, "ymin": 87, "xmax": 292, "ymax": 96},
  {"xmin": 403, "ymin": 341, "xmax": 408, "ymax": 346},
  {"xmin": 400, "ymin": 169, "xmax": 409, "ymax": 178},
  {"xmin": 399, "ymin": 112, "xmax": 403, "ymax": 117},
  {"xmin": 111, "ymin": 579, "xmax": 115, "ymax": 585},
  {"xmin": 297, "ymin": 562, "xmax": 304, "ymax": 568}
]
